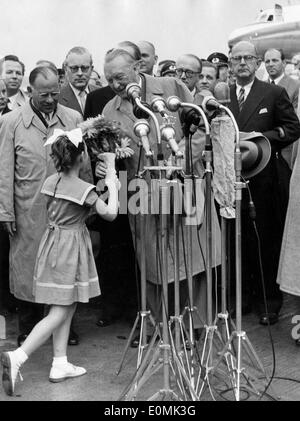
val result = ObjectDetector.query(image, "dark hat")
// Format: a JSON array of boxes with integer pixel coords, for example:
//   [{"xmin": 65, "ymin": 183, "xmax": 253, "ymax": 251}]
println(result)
[
  {"xmin": 239, "ymin": 132, "xmax": 271, "ymax": 179},
  {"xmin": 207, "ymin": 52, "xmax": 228, "ymax": 67},
  {"xmin": 160, "ymin": 61, "xmax": 177, "ymax": 77}
]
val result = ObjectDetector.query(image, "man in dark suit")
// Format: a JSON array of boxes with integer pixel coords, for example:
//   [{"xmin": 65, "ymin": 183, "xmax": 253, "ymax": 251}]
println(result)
[
  {"xmin": 59, "ymin": 46, "xmax": 96, "ymax": 116},
  {"xmin": 229, "ymin": 41, "xmax": 300, "ymax": 325},
  {"xmin": 264, "ymin": 48, "xmax": 300, "ymax": 168},
  {"xmin": 83, "ymin": 85, "xmax": 115, "ymax": 118}
]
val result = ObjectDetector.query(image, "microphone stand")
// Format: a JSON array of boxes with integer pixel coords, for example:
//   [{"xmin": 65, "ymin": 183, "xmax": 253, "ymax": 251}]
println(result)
[
  {"xmin": 211, "ymin": 106, "xmax": 275, "ymax": 401},
  {"xmin": 120, "ymin": 90, "xmax": 197, "ymax": 401},
  {"xmin": 116, "ymin": 120, "xmax": 158, "ymax": 376}
]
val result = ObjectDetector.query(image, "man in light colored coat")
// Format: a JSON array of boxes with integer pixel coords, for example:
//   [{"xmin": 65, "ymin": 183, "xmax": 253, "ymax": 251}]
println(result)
[
  {"xmin": 101, "ymin": 49, "xmax": 221, "ymax": 338},
  {"xmin": 0, "ymin": 66, "xmax": 90, "ymax": 346}
]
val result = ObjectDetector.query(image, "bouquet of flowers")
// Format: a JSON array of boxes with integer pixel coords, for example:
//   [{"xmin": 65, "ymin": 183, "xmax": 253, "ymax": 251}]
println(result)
[{"xmin": 79, "ymin": 114, "xmax": 134, "ymax": 162}]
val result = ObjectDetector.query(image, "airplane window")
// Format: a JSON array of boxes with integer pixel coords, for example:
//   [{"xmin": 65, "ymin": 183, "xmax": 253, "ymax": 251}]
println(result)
[
  {"xmin": 258, "ymin": 12, "xmax": 267, "ymax": 22},
  {"xmin": 267, "ymin": 15, "xmax": 274, "ymax": 21}
]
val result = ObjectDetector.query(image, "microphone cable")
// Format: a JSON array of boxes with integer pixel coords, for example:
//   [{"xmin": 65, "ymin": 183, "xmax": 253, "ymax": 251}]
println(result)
[{"xmin": 242, "ymin": 177, "xmax": 276, "ymax": 401}]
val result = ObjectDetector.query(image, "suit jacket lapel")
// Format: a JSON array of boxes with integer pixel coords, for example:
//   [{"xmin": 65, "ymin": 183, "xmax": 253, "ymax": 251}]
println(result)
[
  {"xmin": 60, "ymin": 84, "xmax": 83, "ymax": 115},
  {"xmin": 230, "ymin": 85, "xmax": 239, "ymax": 121},
  {"xmin": 238, "ymin": 78, "xmax": 265, "ymax": 129}
]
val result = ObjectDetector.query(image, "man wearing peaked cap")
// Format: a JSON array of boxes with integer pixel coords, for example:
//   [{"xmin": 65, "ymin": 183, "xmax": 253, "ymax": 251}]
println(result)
[
  {"xmin": 207, "ymin": 52, "xmax": 229, "ymax": 83},
  {"xmin": 207, "ymin": 52, "xmax": 229, "ymax": 65},
  {"xmin": 160, "ymin": 61, "xmax": 177, "ymax": 77}
]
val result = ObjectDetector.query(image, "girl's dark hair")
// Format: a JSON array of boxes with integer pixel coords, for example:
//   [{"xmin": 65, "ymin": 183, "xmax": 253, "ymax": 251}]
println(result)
[{"xmin": 50, "ymin": 135, "xmax": 85, "ymax": 172}]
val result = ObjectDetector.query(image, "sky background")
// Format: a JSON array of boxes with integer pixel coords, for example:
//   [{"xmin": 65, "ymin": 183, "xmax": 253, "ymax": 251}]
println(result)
[{"xmin": 0, "ymin": 0, "xmax": 299, "ymax": 76}]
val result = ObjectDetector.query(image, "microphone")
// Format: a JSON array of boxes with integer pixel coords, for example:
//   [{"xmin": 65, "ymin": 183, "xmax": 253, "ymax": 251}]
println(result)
[
  {"xmin": 126, "ymin": 83, "xmax": 141, "ymax": 102},
  {"xmin": 214, "ymin": 82, "xmax": 230, "ymax": 105},
  {"xmin": 161, "ymin": 125, "xmax": 182, "ymax": 155},
  {"xmin": 166, "ymin": 96, "xmax": 210, "ymax": 136},
  {"xmin": 150, "ymin": 97, "xmax": 168, "ymax": 117},
  {"xmin": 180, "ymin": 107, "xmax": 201, "ymax": 135},
  {"xmin": 166, "ymin": 96, "xmax": 181, "ymax": 112},
  {"xmin": 133, "ymin": 120, "xmax": 152, "ymax": 157},
  {"xmin": 202, "ymin": 82, "xmax": 231, "ymax": 112}
]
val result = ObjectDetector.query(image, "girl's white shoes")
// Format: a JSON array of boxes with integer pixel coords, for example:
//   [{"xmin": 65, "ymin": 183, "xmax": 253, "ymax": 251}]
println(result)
[
  {"xmin": 49, "ymin": 362, "xmax": 86, "ymax": 383},
  {"xmin": 1, "ymin": 351, "xmax": 23, "ymax": 396},
  {"xmin": 1, "ymin": 351, "xmax": 86, "ymax": 396}
]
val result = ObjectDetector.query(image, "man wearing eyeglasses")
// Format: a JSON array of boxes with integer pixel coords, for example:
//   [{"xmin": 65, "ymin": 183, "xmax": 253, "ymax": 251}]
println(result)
[
  {"xmin": 0, "ymin": 66, "xmax": 92, "ymax": 349},
  {"xmin": 59, "ymin": 47, "xmax": 96, "ymax": 116},
  {"xmin": 229, "ymin": 41, "xmax": 300, "ymax": 326},
  {"xmin": 175, "ymin": 54, "xmax": 202, "ymax": 97}
]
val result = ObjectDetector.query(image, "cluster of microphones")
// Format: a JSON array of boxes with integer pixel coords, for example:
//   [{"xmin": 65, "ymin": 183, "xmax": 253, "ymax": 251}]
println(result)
[{"xmin": 126, "ymin": 81, "xmax": 231, "ymax": 163}]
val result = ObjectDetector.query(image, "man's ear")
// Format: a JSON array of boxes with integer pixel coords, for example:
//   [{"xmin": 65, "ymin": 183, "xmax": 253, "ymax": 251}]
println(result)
[
  {"xmin": 154, "ymin": 55, "xmax": 158, "ymax": 65},
  {"xmin": 133, "ymin": 60, "xmax": 142, "ymax": 73},
  {"xmin": 256, "ymin": 58, "xmax": 262, "ymax": 67}
]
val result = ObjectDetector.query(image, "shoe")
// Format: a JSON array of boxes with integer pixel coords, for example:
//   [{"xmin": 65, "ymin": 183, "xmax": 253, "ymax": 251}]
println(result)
[
  {"xmin": 68, "ymin": 329, "xmax": 79, "ymax": 346},
  {"xmin": 49, "ymin": 363, "xmax": 86, "ymax": 383},
  {"xmin": 96, "ymin": 317, "xmax": 112, "ymax": 328},
  {"xmin": 17, "ymin": 334, "xmax": 28, "ymax": 347},
  {"xmin": 1, "ymin": 351, "xmax": 23, "ymax": 396},
  {"xmin": 259, "ymin": 313, "xmax": 279, "ymax": 326},
  {"xmin": 130, "ymin": 334, "xmax": 154, "ymax": 348}
]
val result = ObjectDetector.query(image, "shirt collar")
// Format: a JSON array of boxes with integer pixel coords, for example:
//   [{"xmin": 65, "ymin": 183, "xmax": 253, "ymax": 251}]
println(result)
[
  {"xmin": 69, "ymin": 82, "xmax": 89, "ymax": 97},
  {"xmin": 236, "ymin": 79, "xmax": 255, "ymax": 98},
  {"xmin": 269, "ymin": 73, "xmax": 285, "ymax": 85},
  {"xmin": 22, "ymin": 102, "xmax": 66, "ymax": 129}
]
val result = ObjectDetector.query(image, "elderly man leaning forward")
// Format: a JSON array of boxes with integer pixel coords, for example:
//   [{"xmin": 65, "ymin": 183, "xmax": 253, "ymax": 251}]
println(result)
[
  {"xmin": 98, "ymin": 48, "xmax": 221, "ymax": 342},
  {"xmin": 0, "ymin": 66, "xmax": 92, "ymax": 347}
]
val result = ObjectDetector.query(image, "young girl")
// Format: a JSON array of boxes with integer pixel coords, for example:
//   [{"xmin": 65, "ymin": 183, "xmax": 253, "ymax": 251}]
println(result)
[{"xmin": 1, "ymin": 128, "xmax": 119, "ymax": 396}]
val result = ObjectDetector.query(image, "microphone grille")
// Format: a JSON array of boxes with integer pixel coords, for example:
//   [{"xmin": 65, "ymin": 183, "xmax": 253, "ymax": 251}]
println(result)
[{"xmin": 213, "ymin": 82, "xmax": 230, "ymax": 105}]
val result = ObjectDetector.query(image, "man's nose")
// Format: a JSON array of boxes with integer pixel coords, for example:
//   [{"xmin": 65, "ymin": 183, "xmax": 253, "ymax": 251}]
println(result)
[
  {"xmin": 45, "ymin": 94, "xmax": 54, "ymax": 102},
  {"xmin": 77, "ymin": 67, "xmax": 83, "ymax": 75}
]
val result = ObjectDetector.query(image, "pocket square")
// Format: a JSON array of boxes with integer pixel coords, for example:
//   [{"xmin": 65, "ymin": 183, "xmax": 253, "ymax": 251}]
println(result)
[{"xmin": 259, "ymin": 108, "xmax": 268, "ymax": 115}]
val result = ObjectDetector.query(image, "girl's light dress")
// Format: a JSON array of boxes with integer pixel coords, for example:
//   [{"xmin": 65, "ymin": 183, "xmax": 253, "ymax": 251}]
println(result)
[{"xmin": 33, "ymin": 173, "xmax": 100, "ymax": 305}]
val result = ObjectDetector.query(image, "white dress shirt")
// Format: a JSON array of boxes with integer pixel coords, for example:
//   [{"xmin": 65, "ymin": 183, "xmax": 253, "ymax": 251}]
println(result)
[
  {"xmin": 69, "ymin": 83, "xmax": 89, "ymax": 112},
  {"xmin": 236, "ymin": 80, "xmax": 255, "ymax": 102},
  {"xmin": 268, "ymin": 73, "xmax": 285, "ymax": 85}
]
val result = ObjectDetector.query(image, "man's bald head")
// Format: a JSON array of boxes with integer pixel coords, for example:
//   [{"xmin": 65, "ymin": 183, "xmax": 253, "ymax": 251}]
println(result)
[
  {"xmin": 137, "ymin": 40, "xmax": 157, "ymax": 75},
  {"xmin": 231, "ymin": 41, "xmax": 258, "ymax": 58}
]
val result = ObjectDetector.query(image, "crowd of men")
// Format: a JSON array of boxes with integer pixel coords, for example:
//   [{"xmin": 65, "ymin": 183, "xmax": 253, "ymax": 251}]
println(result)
[{"xmin": 1, "ymin": 39, "xmax": 300, "ymax": 350}]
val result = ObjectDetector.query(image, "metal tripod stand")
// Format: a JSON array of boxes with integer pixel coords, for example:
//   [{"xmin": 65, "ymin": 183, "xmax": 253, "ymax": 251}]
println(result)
[
  {"xmin": 120, "ymin": 164, "xmax": 199, "ymax": 401},
  {"xmin": 210, "ymin": 106, "xmax": 274, "ymax": 401}
]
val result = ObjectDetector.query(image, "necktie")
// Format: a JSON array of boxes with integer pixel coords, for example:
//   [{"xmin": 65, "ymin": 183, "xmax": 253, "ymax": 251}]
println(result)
[
  {"xmin": 44, "ymin": 113, "xmax": 51, "ymax": 123},
  {"xmin": 78, "ymin": 90, "xmax": 86, "ymax": 112},
  {"xmin": 271, "ymin": 80, "xmax": 275, "ymax": 85},
  {"xmin": 238, "ymin": 87, "xmax": 245, "ymax": 112}
]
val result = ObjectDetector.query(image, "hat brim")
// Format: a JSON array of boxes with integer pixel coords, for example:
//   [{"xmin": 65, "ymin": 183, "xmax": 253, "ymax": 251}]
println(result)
[{"xmin": 240, "ymin": 131, "xmax": 272, "ymax": 179}]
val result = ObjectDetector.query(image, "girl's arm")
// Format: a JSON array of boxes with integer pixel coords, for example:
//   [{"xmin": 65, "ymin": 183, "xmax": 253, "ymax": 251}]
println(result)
[{"xmin": 94, "ymin": 178, "xmax": 119, "ymax": 222}]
